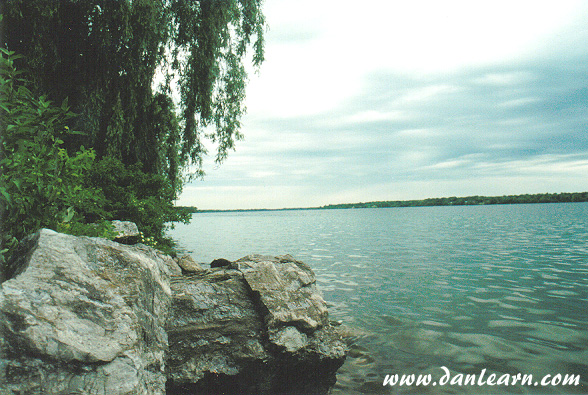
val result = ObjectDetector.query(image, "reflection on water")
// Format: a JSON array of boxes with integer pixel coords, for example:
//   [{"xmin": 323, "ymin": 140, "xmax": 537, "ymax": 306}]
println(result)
[{"xmin": 168, "ymin": 203, "xmax": 588, "ymax": 394}]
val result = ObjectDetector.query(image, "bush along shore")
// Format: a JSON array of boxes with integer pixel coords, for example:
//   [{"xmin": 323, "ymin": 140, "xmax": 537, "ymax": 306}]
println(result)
[
  {"xmin": 0, "ymin": 48, "xmax": 191, "ymax": 267},
  {"xmin": 0, "ymin": 222, "xmax": 347, "ymax": 394}
]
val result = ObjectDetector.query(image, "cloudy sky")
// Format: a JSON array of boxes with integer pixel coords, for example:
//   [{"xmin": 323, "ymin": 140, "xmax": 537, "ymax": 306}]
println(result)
[{"xmin": 178, "ymin": 0, "xmax": 588, "ymax": 210}]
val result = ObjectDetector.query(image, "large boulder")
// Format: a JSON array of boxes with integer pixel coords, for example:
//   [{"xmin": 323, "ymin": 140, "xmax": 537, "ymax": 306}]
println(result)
[
  {"xmin": 166, "ymin": 254, "xmax": 347, "ymax": 395},
  {"xmin": 0, "ymin": 229, "xmax": 181, "ymax": 394}
]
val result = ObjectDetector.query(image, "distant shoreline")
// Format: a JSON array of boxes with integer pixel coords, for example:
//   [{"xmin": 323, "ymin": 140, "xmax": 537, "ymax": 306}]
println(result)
[{"xmin": 178, "ymin": 191, "xmax": 588, "ymax": 213}]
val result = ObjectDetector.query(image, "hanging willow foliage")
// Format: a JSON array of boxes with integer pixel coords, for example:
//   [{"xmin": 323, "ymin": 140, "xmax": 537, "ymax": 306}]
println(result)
[{"xmin": 3, "ymin": 0, "xmax": 265, "ymax": 192}]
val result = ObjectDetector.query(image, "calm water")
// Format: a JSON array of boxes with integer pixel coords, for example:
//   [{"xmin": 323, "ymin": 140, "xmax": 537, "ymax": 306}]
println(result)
[{"xmin": 168, "ymin": 203, "xmax": 588, "ymax": 394}]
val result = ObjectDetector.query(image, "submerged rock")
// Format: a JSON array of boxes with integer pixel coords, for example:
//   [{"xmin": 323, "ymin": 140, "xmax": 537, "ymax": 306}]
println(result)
[
  {"xmin": 0, "ymin": 229, "xmax": 180, "ymax": 394},
  {"xmin": 166, "ymin": 254, "xmax": 347, "ymax": 395}
]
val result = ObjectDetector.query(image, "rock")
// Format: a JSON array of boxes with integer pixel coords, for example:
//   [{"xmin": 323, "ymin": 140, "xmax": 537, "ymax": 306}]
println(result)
[
  {"xmin": 166, "ymin": 269, "xmax": 269, "ymax": 394},
  {"xmin": 0, "ymin": 229, "xmax": 181, "ymax": 394},
  {"xmin": 235, "ymin": 254, "xmax": 329, "ymax": 331},
  {"xmin": 175, "ymin": 254, "xmax": 205, "ymax": 273},
  {"xmin": 210, "ymin": 258, "xmax": 232, "ymax": 268},
  {"xmin": 111, "ymin": 220, "xmax": 141, "ymax": 244},
  {"xmin": 166, "ymin": 254, "xmax": 347, "ymax": 395},
  {"xmin": 0, "ymin": 230, "xmax": 346, "ymax": 395}
]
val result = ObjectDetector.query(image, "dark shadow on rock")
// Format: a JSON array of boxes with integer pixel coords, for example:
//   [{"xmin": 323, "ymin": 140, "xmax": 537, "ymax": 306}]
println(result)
[{"xmin": 210, "ymin": 258, "xmax": 232, "ymax": 268}]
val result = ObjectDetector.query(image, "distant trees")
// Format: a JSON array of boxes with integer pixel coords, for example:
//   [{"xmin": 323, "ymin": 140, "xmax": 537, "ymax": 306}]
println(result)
[
  {"xmin": 1, "ymin": 1, "xmax": 265, "ymax": 259},
  {"xmin": 321, "ymin": 192, "xmax": 588, "ymax": 210}
]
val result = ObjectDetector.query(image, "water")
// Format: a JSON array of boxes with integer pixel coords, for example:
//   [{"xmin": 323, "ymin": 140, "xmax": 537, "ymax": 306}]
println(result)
[{"xmin": 168, "ymin": 203, "xmax": 588, "ymax": 394}]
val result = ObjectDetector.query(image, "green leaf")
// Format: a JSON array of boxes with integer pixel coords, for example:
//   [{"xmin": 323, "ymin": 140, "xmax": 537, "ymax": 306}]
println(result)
[
  {"xmin": 0, "ymin": 187, "xmax": 10, "ymax": 203},
  {"xmin": 11, "ymin": 179, "xmax": 21, "ymax": 190},
  {"xmin": 63, "ymin": 206, "xmax": 75, "ymax": 223},
  {"xmin": 68, "ymin": 129, "xmax": 88, "ymax": 136}
]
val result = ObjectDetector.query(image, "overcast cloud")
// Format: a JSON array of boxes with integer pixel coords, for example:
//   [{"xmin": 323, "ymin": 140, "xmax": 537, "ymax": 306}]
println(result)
[{"xmin": 178, "ymin": 0, "xmax": 588, "ymax": 210}]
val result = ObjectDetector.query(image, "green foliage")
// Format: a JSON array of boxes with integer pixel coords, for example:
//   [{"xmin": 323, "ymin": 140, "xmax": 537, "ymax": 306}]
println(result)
[
  {"xmin": 86, "ymin": 156, "xmax": 191, "ymax": 252},
  {"xmin": 2, "ymin": 1, "xmax": 266, "ymax": 261},
  {"xmin": 57, "ymin": 220, "xmax": 117, "ymax": 240},
  {"xmin": 4, "ymin": 0, "xmax": 266, "ymax": 181},
  {"xmin": 170, "ymin": 0, "xmax": 265, "ymax": 169},
  {"xmin": 175, "ymin": 206, "xmax": 199, "ymax": 214},
  {"xmin": 0, "ymin": 48, "xmax": 106, "ymax": 266}
]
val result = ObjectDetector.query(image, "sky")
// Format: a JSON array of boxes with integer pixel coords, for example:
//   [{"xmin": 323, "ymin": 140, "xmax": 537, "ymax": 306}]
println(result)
[{"xmin": 178, "ymin": 0, "xmax": 588, "ymax": 210}]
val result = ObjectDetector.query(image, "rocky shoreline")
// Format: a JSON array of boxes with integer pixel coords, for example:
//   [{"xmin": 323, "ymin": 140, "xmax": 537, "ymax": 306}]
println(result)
[{"xmin": 0, "ymin": 226, "xmax": 346, "ymax": 394}]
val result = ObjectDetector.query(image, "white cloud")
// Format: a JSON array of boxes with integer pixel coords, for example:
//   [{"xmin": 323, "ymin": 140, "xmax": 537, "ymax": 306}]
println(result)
[
  {"xmin": 498, "ymin": 98, "xmax": 542, "ymax": 108},
  {"xmin": 342, "ymin": 110, "xmax": 407, "ymax": 124},
  {"xmin": 473, "ymin": 71, "xmax": 538, "ymax": 86},
  {"xmin": 395, "ymin": 84, "xmax": 462, "ymax": 104},
  {"xmin": 245, "ymin": 0, "xmax": 588, "ymax": 124},
  {"xmin": 473, "ymin": 154, "xmax": 588, "ymax": 175}
]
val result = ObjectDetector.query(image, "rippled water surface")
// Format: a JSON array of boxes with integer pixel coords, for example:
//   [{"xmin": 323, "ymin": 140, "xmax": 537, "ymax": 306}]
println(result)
[{"xmin": 168, "ymin": 203, "xmax": 588, "ymax": 394}]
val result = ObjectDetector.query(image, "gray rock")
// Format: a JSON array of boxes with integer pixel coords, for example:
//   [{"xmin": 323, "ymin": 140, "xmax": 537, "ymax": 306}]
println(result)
[
  {"xmin": 166, "ymin": 254, "xmax": 347, "ymax": 395},
  {"xmin": 0, "ymin": 229, "xmax": 180, "ymax": 394},
  {"xmin": 235, "ymin": 254, "xmax": 330, "ymax": 332},
  {"xmin": 111, "ymin": 220, "xmax": 141, "ymax": 244},
  {"xmin": 0, "ymin": 231, "xmax": 345, "ymax": 395},
  {"xmin": 166, "ymin": 269, "xmax": 269, "ymax": 392},
  {"xmin": 175, "ymin": 254, "xmax": 205, "ymax": 273}
]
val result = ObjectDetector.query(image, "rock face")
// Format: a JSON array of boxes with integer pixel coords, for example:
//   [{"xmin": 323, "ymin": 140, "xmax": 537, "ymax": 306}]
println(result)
[
  {"xmin": 0, "ymin": 230, "xmax": 346, "ymax": 395},
  {"xmin": 166, "ymin": 254, "xmax": 347, "ymax": 395},
  {"xmin": 0, "ymin": 229, "xmax": 180, "ymax": 394}
]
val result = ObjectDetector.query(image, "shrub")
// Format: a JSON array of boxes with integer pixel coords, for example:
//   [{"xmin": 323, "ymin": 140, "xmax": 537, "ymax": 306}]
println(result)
[
  {"xmin": 1, "ymin": 48, "xmax": 189, "ymax": 270},
  {"xmin": 86, "ymin": 156, "xmax": 191, "ymax": 253},
  {"xmin": 0, "ymin": 48, "xmax": 105, "ymax": 268}
]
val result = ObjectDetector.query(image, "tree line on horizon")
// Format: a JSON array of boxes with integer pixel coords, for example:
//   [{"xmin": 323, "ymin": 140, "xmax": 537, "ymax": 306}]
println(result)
[
  {"xmin": 177, "ymin": 191, "xmax": 588, "ymax": 213},
  {"xmin": 321, "ymin": 192, "xmax": 588, "ymax": 210}
]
